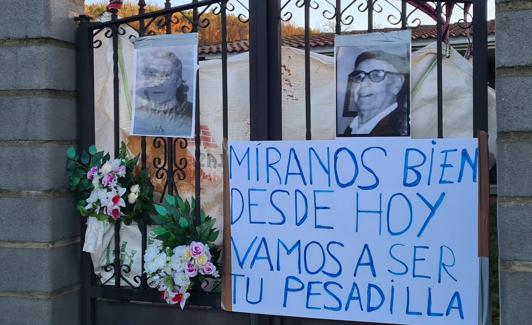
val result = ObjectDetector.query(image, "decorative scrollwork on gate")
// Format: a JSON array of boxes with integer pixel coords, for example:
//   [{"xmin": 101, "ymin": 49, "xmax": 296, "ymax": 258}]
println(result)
[
  {"xmin": 173, "ymin": 138, "xmax": 188, "ymax": 182},
  {"xmin": 228, "ymin": 0, "xmax": 249, "ymax": 23},
  {"xmin": 152, "ymin": 137, "xmax": 169, "ymax": 199}
]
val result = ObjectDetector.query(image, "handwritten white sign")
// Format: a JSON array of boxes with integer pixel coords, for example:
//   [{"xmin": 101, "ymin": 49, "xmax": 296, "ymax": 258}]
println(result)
[{"xmin": 228, "ymin": 138, "xmax": 479, "ymax": 325}]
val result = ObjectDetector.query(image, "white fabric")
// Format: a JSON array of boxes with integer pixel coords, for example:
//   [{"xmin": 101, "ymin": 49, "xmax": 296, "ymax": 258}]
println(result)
[
  {"xmin": 83, "ymin": 216, "xmax": 107, "ymax": 255},
  {"xmin": 84, "ymin": 217, "xmax": 154, "ymax": 287},
  {"xmin": 348, "ymin": 103, "xmax": 398, "ymax": 134},
  {"xmin": 411, "ymin": 43, "xmax": 497, "ymax": 166}
]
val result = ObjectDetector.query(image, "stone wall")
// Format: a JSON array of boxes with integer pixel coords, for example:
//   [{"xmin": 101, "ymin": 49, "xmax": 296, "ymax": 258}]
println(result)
[
  {"xmin": 496, "ymin": 0, "xmax": 532, "ymax": 324},
  {"xmin": 0, "ymin": 1, "xmax": 83, "ymax": 324}
]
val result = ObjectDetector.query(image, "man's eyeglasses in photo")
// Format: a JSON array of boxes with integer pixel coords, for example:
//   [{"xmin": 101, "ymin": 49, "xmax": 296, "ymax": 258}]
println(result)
[{"xmin": 348, "ymin": 69, "xmax": 402, "ymax": 83}]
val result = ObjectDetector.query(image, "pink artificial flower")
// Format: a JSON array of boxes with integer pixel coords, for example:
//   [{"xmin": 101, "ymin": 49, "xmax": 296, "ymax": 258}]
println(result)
[
  {"xmin": 162, "ymin": 290, "xmax": 184, "ymax": 305},
  {"xmin": 200, "ymin": 262, "xmax": 216, "ymax": 276},
  {"xmin": 87, "ymin": 167, "xmax": 98, "ymax": 181},
  {"xmin": 173, "ymin": 293, "xmax": 183, "ymax": 304},
  {"xmin": 184, "ymin": 262, "xmax": 198, "ymax": 277},
  {"xmin": 102, "ymin": 173, "xmax": 115, "ymax": 187},
  {"xmin": 112, "ymin": 195, "xmax": 121, "ymax": 205},
  {"xmin": 189, "ymin": 242, "xmax": 205, "ymax": 258},
  {"xmin": 111, "ymin": 208, "xmax": 120, "ymax": 221},
  {"xmin": 161, "ymin": 289, "xmax": 189, "ymax": 308}
]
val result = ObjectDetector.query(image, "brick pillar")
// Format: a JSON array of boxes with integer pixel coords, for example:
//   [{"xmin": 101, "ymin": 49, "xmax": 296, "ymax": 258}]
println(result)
[
  {"xmin": 496, "ymin": 1, "xmax": 532, "ymax": 324},
  {"xmin": 0, "ymin": 1, "xmax": 83, "ymax": 324}
]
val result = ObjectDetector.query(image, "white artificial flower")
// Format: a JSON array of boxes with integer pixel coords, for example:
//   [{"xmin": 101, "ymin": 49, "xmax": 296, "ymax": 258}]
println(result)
[
  {"xmin": 145, "ymin": 250, "xmax": 168, "ymax": 274},
  {"xmin": 173, "ymin": 271, "xmax": 191, "ymax": 289},
  {"xmin": 85, "ymin": 190, "xmax": 98, "ymax": 208},
  {"xmin": 144, "ymin": 245, "xmax": 161, "ymax": 263},
  {"xmin": 147, "ymin": 273, "xmax": 162, "ymax": 289},
  {"xmin": 127, "ymin": 192, "xmax": 138, "ymax": 204},
  {"xmin": 173, "ymin": 246, "xmax": 188, "ymax": 261},
  {"xmin": 180, "ymin": 292, "xmax": 190, "ymax": 309},
  {"xmin": 100, "ymin": 162, "xmax": 112, "ymax": 175},
  {"xmin": 91, "ymin": 176, "xmax": 100, "ymax": 188},
  {"xmin": 130, "ymin": 184, "xmax": 140, "ymax": 194},
  {"xmin": 169, "ymin": 252, "xmax": 186, "ymax": 271},
  {"xmin": 110, "ymin": 159, "xmax": 122, "ymax": 172}
]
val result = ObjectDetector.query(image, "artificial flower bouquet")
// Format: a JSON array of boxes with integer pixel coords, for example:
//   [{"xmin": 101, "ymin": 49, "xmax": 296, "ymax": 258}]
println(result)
[
  {"xmin": 145, "ymin": 194, "xmax": 221, "ymax": 308},
  {"xmin": 67, "ymin": 143, "xmax": 155, "ymax": 286},
  {"xmin": 66, "ymin": 143, "xmax": 154, "ymax": 225}
]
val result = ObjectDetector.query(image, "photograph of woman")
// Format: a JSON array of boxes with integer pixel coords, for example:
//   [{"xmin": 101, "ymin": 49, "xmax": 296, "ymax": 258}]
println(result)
[{"xmin": 131, "ymin": 33, "xmax": 198, "ymax": 138}]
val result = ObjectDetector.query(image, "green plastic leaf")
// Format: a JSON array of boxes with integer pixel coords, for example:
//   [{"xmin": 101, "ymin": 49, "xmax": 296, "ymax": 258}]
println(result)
[
  {"xmin": 81, "ymin": 152, "xmax": 90, "ymax": 165},
  {"xmin": 208, "ymin": 230, "xmax": 219, "ymax": 242},
  {"xmin": 66, "ymin": 147, "xmax": 77, "ymax": 159},
  {"xmin": 165, "ymin": 194, "xmax": 176, "ymax": 206},
  {"xmin": 178, "ymin": 217, "xmax": 189, "ymax": 229},
  {"xmin": 152, "ymin": 214, "xmax": 168, "ymax": 225},
  {"xmin": 80, "ymin": 179, "xmax": 90, "ymax": 190},
  {"xmin": 153, "ymin": 226, "xmax": 169, "ymax": 236},
  {"xmin": 71, "ymin": 177, "xmax": 80, "ymax": 187},
  {"xmin": 154, "ymin": 204, "xmax": 168, "ymax": 216},
  {"xmin": 88, "ymin": 145, "xmax": 97, "ymax": 155},
  {"xmin": 176, "ymin": 196, "xmax": 186, "ymax": 212},
  {"xmin": 200, "ymin": 210, "xmax": 207, "ymax": 223}
]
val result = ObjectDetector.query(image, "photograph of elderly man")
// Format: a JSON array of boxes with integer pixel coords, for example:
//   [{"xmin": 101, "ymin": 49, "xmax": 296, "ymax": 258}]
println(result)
[
  {"xmin": 335, "ymin": 31, "xmax": 410, "ymax": 137},
  {"xmin": 131, "ymin": 34, "xmax": 197, "ymax": 137}
]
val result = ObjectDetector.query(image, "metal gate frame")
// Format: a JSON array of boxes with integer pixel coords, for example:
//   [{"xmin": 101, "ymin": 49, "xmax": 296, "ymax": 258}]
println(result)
[{"xmin": 75, "ymin": 1, "xmax": 489, "ymax": 324}]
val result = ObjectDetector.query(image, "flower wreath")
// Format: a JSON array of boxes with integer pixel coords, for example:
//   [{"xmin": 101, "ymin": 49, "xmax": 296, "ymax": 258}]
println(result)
[
  {"xmin": 66, "ymin": 143, "xmax": 154, "ymax": 224},
  {"xmin": 145, "ymin": 194, "xmax": 221, "ymax": 308}
]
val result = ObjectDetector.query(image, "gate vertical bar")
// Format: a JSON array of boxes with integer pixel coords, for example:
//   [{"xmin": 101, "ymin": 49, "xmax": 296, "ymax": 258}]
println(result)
[
  {"xmin": 473, "ymin": 0, "xmax": 488, "ymax": 134},
  {"xmin": 249, "ymin": 0, "xmax": 268, "ymax": 140},
  {"xmin": 192, "ymin": 0, "xmax": 201, "ymax": 226},
  {"xmin": 249, "ymin": 0, "xmax": 282, "ymax": 141},
  {"xmin": 335, "ymin": 0, "xmax": 341, "ymax": 34},
  {"xmin": 367, "ymin": 0, "xmax": 374, "ymax": 32},
  {"xmin": 138, "ymin": 0, "xmax": 148, "ymax": 291},
  {"xmin": 164, "ymin": 0, "xmax": 175, "ymax": 197},
  {"xmin": 249, "ymin": 1, "xmax": 281, "ymax": 322},
  {"xmin": 221, "ymin": 0, "xmax": 228, "ymax": 138},
  {"xmin": 77, "ymin": 15, "xmax": 96, "ymax": 325},
  {"xmin": 401, "ymin": 0, "xmax": 407, "ymax": 30},
  {"xmin": 436, "ymin": 1, "xmax": 443, "ymax": 138},
  {"xmin": 139, "ymin": 1, "xmax": 147, "ymax": 171},
  {"xmin": 267, "ymin": 0, "xmax": 282, "ymax": 140},
  {"xmin": 110, "ymin": 8, "xmax": 122, "ymax": 288},
  {"xmin": 304, "ymin": 0, "xmax": 311, "ymax": 140}
]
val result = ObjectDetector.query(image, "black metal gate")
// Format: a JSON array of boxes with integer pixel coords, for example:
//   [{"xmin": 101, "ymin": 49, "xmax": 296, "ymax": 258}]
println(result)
[{"xmin": 76, "ymin": 1, "xmax": 489, "ymax": 324}]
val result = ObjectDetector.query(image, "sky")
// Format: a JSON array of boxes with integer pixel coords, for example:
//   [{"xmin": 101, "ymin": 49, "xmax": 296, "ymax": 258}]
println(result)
[{"xmin": 85, "ymin": 0, "xmax": 496, "ymax": 32}]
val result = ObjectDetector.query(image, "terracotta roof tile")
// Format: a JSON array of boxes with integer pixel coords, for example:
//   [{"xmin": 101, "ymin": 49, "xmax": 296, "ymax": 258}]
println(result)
[{"xmin": 199, "ymin": 20, "xmax": 494, "ymax": 55}]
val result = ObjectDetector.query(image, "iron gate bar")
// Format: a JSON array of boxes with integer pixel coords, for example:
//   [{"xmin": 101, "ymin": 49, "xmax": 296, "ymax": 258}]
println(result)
[
  {"xmin": 138, "ymin": 0, "xmax": 148, "ymax": 291},
  {"xmin": 473, "ymin": 0, "xmax": 488, "ymax": 134},
  {"xmin": 368, "ymin": 0, "xmax": 374, "ymax": 32},
  {"xmin": 249, "ymin": 0, "xmax": 282, "ymax": 141},
  {"xmin": 164, "ymin": 1, "xmax": 176, "ymax": 200},
  {"xmin": 221, "ymin": 0, "xmax": 229, "ymax": 140},
  {"xmin": 401, "ymin": 0, "xmax": 407, "ymax": 29},
  {"xmin": 192, "ymin": 0, "xmax": 203, "ymax": 226},
  {"xmin": 110, "ymin": 8, "xmax": 123, "ymax": 288},
  {"xmin": 335, "ymin": 0, "xmax": 341, "ymax": 34},
  {"xmin": 436, "ymin": 1, "xmax": 443, "ymax": 138},
  {"xmin": 305, "ymin": 1, "xmax": 311, "ymax": 140},
  {"xmin": 76, "ymin": 14, "xmax": 97, "ymax": 325}
]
